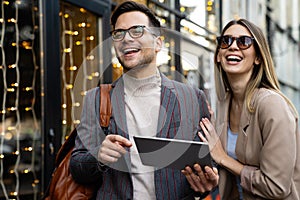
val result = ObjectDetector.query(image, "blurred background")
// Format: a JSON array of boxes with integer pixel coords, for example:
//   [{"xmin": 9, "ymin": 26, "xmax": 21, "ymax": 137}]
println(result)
[{"xmin": 0, "ymin": 0, "xmax": 298, "ymax": 199}]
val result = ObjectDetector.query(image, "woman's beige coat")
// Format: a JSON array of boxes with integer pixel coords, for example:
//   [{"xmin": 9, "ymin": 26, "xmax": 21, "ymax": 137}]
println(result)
[{"xmin": 215, "ymin": 88, "xmax": 300, "ymax": 199}]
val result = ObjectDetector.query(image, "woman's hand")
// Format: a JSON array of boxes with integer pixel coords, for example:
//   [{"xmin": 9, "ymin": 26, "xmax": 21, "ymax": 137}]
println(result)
[
  {"xmin": 199, "ymin": 118, "xmax": 227, "ymax": 165},
  {"xmin": 182, "ymin": 164, "xmax": 219, "ymax": 193}
]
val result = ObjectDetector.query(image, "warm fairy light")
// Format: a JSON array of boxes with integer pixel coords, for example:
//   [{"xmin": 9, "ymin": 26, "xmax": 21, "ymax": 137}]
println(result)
[
  {"xmin": 78, "ymin": 22, "xmax": 86, "ymax": 27},
  {"xmin": 11, "ymin": 83, "xmax": 19, "ymax": 87},
  {"xmin": 73, "ymin": 120, "xmax": 80, "ymax": 124},
  {"xmin": 92, "ymin": 72, "xmax": 99, "ymax": 77},
  {"xmin": 62, "ymin": 120, "xmax": 67, "ymax": 125},
  {"xmin": 65, "ymin": 30, "xmax": 73, "ymax": 35},
  {"xmin": 64, "ymin": 48, "xmax": 71, "ymax": 53},
  {"xmin": 73, "ymin": 102, "xmax": 80, "ymax": 107},
  {"xmin": 69, "ymin": 66, "xmax": 77, "ymax": 71},
  {"xmin": 13, "ymin": 151, "xmax": 20, "ymax": 155},
  {"xmin": 64, "ymin": 14, "xmax": 69, "ymax": 18},
  {"xmin": 25, "ymin": 87, "xmax": 33, "ymax": 91},
  {"xmin": 10, "ymin": 192, "xmax": 18, "ymax": 196},
  {"xmin": 80, "ymin": 8, "xmax": 86, "ymax": 13},
  {"xmin": 8, "ymin": 18, "xmax": 17, "ymax": 23},
  {"xmin": 76, "ymin": 41, "xmax": 82, "ymax": 45},
  {"xmin": 65, "ymin": 30, "xmax": 78, "ymax": 35},
  {"xmin": 23, "ymin": 169, "xmax": 30, "ymax": 173},
  {"xmin": 3, "ymin": 1, "xmax": 9, "ymax": 5},
  {"xmin": 87, "ymin": 55, "xmax": 94, "ymax": 60},
  {"xmin": 22, "ymin": 41, "xmax": 32, "ymax": 49},
  {"xmin": 87, "ymin": 36, "xmax": 94, "ymax": 41},
  {"xmin": 66, "ymin": 84, "xmax": 73, "ymax": 89},
  {"xmin": 4, "ymin": 132, "xmax": 13, "ymax": 140},
  {"xmin": 0, "ymin": 154, "xmax": 4, "ymax": 159},
  {"xmin": 25, "ymin": 107, "xmax": 32, "ymax": 111},
  {"xmin": 9, "ymin": 64, "xmax": 16, "ymax": 68},
  {"xmin": 24, "ymin": 147, "xmax": 33, "ymax": 151},
  {"xmin": 0, "ymin": 19, "xmax": 3, "ymax": 23},
  {"xmin": 7, "ymin": 88, "xmax": 15, "ymax": 92},
  {"xmin": 7, "ymin": 126, "xmax": 15, "ymax": 131},
  {"xmin": 62, "ymin": 104, "xmax": 67, "ymax": 109}
]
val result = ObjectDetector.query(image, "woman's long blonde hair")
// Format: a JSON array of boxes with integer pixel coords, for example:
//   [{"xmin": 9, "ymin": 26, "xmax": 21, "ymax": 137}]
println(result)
[{"xmin": 214, "ymin": 18, "xmax": 298, "ymax": 115}]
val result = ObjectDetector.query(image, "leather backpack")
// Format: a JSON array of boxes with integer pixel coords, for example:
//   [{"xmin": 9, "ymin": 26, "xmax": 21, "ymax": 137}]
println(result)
[{"xmin": 43, "ymin": 84, "xmax": 112, "ymax": 200}]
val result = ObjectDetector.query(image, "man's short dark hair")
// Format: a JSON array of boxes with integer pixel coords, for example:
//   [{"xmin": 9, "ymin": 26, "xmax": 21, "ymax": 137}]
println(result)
[{"xmin": 111, "ymin": 1, "xmax": 161, "ymax": 30}]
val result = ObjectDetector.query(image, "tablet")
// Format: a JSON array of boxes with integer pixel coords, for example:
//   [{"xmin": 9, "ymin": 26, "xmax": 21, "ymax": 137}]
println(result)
[{"xmin": 133, "ymin": 136, "xmax": 212, "ymax": 170}]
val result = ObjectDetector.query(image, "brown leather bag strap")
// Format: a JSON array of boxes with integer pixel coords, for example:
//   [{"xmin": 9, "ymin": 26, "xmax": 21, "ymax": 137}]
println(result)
[{"xmin": 100, "ymin": 84, "xmax": 112, "ymax": 128}]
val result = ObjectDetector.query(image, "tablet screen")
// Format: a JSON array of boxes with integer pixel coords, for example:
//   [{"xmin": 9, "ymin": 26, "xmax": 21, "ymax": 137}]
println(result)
[{"xmin": 133, "ymin": 136, "xmax": 212, "ymax": 170}]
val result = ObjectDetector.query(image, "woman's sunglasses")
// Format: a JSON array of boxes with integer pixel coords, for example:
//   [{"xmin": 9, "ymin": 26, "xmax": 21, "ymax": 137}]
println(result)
[{"xmin": 217, "ymin": 35, "xmax": 255, "ymax": 50}]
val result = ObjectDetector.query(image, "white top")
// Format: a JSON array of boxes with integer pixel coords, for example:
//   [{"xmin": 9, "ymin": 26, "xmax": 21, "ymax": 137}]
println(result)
[{"xmin": 123, "ymin": 70, "xmax": 161, "ymax": 200}]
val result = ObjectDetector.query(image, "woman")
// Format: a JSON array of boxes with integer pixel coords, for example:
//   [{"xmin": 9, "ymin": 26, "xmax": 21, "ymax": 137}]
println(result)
[{"xmin": 199, "ymin": 18, "xmax": 300, "ymax": 199}]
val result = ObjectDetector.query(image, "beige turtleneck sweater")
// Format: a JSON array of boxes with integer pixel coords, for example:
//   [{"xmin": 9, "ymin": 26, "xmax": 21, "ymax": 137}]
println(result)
[{"xmin": 123, "ymin": 70, "xmax": 161, "ymax": 200}]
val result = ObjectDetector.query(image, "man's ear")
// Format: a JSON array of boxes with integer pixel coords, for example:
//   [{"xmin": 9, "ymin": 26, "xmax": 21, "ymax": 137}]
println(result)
[{"xmin": 155, "ymin": 36, "xmax": 162, "ymax": 52}]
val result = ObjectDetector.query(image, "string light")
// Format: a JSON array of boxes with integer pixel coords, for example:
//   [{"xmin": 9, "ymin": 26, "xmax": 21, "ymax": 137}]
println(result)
[
  {"xmin": 60, "ymin": 3, "xmax": 100, "ymax": 140},
  {"xmin": 0, "ymin": 1, "xmax": 40, "ymax": 199}
]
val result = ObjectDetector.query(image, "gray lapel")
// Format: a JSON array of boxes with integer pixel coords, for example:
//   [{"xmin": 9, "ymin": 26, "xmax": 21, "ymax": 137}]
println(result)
[{"xmin": 156, "ymin": 74, "xmax": 177, "ymax": 138}]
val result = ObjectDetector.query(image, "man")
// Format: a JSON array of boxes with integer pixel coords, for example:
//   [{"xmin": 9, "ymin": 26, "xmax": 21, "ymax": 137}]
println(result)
[{"xmin": 70, "ymin": 1, "xmax": 218, "ymax": 199}]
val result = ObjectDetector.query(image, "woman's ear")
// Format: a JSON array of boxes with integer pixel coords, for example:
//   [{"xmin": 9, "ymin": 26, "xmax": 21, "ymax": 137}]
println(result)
[
  {"xmin": 254, "ymin": 56, "xmax": 261, "ymax": 65},
  {"xmin": 217, "ymin": 52, "xmax": 221, "ymax": 63}
]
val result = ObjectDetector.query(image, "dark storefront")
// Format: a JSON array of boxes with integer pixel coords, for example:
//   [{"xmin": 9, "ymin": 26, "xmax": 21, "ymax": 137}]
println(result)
[{"xmin": 0, "ymin": 0, "xmax": 217, "ymax": 199}]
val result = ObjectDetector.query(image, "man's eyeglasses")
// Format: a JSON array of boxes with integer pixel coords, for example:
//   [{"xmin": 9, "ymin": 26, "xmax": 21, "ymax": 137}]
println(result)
[
  {"xmin": 111, "ymin": 25, "xmax": 155, "ymax": 41},
  {"xmin": 217, "ymin": 35, "xmax": 255, "ymax": 50}
]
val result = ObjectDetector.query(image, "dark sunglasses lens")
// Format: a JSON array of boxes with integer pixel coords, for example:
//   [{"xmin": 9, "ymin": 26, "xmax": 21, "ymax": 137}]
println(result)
[
  {"xmin": 218, "ymin": 36, "xmax": 254, "ymax": 49},
  {"xmin": 218, "ymin": 36, "xmax": 232, "ymax": 49},
  {"xmin": 237, "ymin": 36, "xmax": 253, "ymax": 49}
]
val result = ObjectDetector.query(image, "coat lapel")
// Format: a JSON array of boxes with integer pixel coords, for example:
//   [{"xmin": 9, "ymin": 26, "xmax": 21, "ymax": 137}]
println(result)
[
  {"xmin": 109, "ymin": 79, "xmax": 132, "ymax": 172},
  {"xmin": 156, "ymin": 75, "xmax": 177, "ymax": 138}
]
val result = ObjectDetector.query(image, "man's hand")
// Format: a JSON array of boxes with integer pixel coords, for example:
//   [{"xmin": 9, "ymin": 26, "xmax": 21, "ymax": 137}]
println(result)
[
  {"xmin": 182, "ymin": 164, "xmax": 219, "ymax": 193},
  {"xmin": 98, "ymin": 134, "xmax": 132, "ymax": 164}
]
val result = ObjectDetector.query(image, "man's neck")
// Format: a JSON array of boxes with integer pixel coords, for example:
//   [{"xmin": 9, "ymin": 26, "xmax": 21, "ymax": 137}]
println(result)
[{"xmin": 124, "ymin": 64, "xmax": 157, "ymax": 79}]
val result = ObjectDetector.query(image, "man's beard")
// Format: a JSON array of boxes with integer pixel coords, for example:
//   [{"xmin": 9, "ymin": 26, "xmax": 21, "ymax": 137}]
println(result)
[{"xmin": 117, "ymin": 50, "xmax": 155, "ymax": 73}]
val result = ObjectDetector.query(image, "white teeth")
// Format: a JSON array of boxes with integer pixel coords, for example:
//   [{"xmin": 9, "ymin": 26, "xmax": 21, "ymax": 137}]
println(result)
[
  {"xmin": 123, "ymin": 48, "xmax": 138, "ymax": 54},
  {"xmin": 227, "ymin": 55, "xmax": 242, "ymax": 62},
  {"xmin": 227, "ymin": 55, "xmax": 240, "ymax": 60}
]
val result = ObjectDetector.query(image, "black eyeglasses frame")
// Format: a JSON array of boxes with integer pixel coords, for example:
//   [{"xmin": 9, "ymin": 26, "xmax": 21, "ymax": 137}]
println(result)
[{"xmin": 110, "ymin": 25, "xmax": 156, "ymax": 41}]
